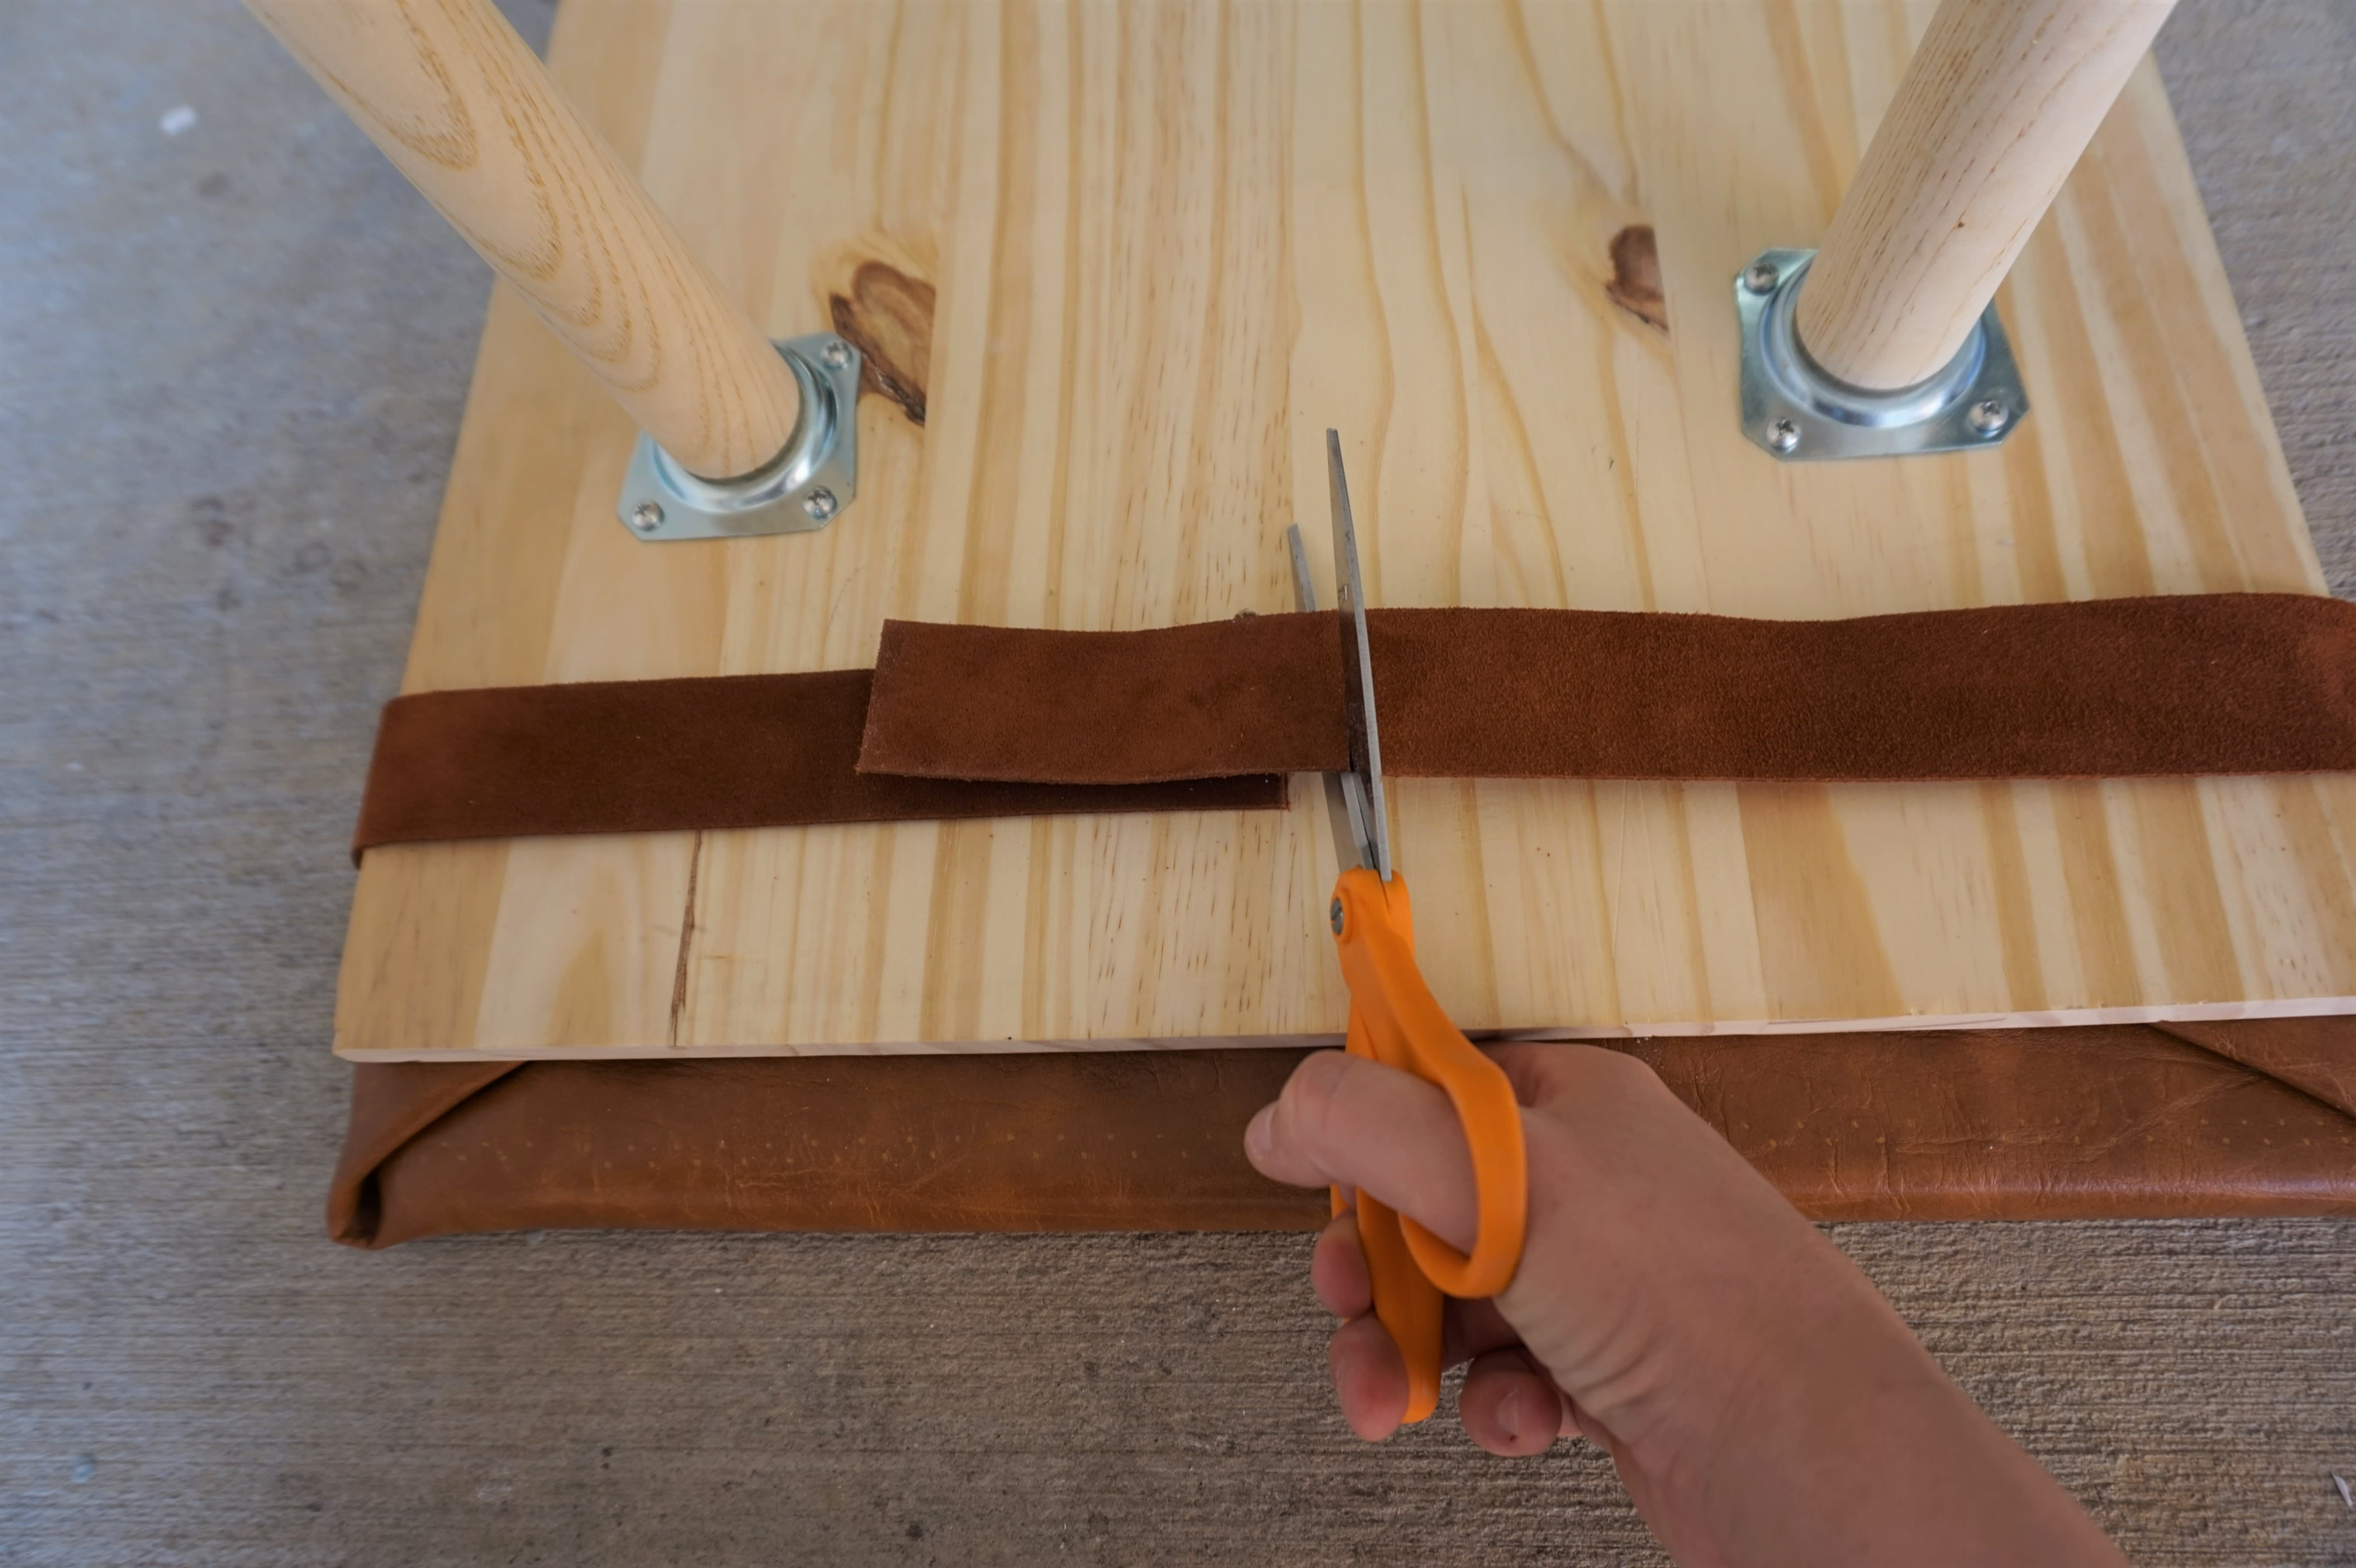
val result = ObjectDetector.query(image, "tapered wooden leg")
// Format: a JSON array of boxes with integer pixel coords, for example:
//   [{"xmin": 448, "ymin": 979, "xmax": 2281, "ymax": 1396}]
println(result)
[
  {"xmin": 245, "ymin": 0, "xmax": 801, "ymax": 480},
  {"xmin": 1795, "ymin": 0, "xmax": 2178, "ymax": 391}
]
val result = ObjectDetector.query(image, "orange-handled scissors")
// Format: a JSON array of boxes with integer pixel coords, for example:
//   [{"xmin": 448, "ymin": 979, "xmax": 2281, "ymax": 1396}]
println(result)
[{"xmin": 1284, "ymin": 432, "xmax": 1529, "ymax": 1425}]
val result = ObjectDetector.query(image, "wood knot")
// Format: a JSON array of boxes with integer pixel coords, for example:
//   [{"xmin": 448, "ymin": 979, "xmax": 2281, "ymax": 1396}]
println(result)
[
  {"xmin": 1604, "ymin": 224, "xmax": 1668, "ymax": 334},
  {"xmin": 829, "ymin": 261, "xmax": 935, "ymax": 425}
]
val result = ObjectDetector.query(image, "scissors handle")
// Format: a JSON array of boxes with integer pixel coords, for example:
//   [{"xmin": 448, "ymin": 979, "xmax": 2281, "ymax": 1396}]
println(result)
[
  {"xmin": 1343, "ymin": 1007, "xmax": 1447, "ymax": 1422},
  {"xmin": 1328, "ymin": 866, "xmax": 1529, "ymax": 1424}
]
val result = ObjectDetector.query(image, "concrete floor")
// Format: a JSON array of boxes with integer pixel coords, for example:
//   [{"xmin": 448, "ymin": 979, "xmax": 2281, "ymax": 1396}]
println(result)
[{"xmin": 3, "ymin": 1, "xmax": 2355, "ymax": 1563}]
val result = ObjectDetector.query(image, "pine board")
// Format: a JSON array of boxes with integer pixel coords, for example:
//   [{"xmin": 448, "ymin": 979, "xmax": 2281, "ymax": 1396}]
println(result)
[{"xmin": 336, "ymin": 0, "xmax": 2355, "ymax": 1061}]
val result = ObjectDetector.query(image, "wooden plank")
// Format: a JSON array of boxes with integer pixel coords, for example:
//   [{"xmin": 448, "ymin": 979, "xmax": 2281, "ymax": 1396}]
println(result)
[{"xmin": 336, "ymin": 0, "xmax": 2353, "ymax": 1061}]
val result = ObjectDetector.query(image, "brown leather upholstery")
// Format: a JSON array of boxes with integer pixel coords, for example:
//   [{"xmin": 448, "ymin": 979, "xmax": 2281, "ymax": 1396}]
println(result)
[{"xmin": 329, "ymin": 1020, "xmax": 2356, "ymax": 1248}]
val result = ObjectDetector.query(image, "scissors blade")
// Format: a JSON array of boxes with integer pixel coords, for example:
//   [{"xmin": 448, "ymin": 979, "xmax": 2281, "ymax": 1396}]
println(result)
[
  {"xmin": 1325, "ymin": 430, "xmax": 1391, "ymax": 880},
  {"xmin": 1286, "ymin": 523, "xmax": 1373, "ymax": 877}
]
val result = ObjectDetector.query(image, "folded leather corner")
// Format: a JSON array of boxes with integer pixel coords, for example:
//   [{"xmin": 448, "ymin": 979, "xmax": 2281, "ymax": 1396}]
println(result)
[
  {"xmin": 2149, "ymin": 1016, "xmax": 2356, "ymax": 1119},
  {"xmin": 328, "ymin": 1060, "xmax": 526, "ymax": 1247}
]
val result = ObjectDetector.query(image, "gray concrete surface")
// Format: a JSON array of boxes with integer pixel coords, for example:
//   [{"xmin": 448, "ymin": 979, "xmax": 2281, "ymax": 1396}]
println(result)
[{"xmin": 3, "ymin": 1, "xmax": 2354, "ymax": 1563}]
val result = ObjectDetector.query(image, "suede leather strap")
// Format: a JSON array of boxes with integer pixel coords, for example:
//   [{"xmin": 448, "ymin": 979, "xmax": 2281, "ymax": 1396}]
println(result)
[
  {"xmin": 357, "ymin": 594, "xmax": 2356, "ymax": 854},
  {"xmin": 353, "ymin": 668, "xmax": 1284, "ymax": 857},
  {"xmin": 858, "ymin": 594, "xmax": 2356, "ymax": 784}
]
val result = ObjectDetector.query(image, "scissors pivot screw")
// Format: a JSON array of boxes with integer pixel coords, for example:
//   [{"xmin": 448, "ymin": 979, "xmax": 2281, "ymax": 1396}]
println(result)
[{"xmin": 1329, "ymin": 898, "xmax": 1346, "ymax": 936}]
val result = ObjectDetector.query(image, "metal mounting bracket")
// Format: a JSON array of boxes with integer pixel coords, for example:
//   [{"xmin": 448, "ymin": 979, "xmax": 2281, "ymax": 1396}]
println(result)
[
  {"xmin": 617, "ymin": 332, "xmax": 861, "ymax": 541},
  {"xmin": 1735, "ymin": 249, "xmax": 2028, "ymax": 462}
]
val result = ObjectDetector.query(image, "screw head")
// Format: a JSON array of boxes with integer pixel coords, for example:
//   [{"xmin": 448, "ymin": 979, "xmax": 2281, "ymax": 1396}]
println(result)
[
  {"xmin": 820, "ymin": 339, "xmax": 852, "ymax": 371},
  {"xmin": 1767, "ymin": 417, "xmax": 1801, "ymax": 455},
  {"xmin": 1329, "ymin": 898, "xmax": 1345, "ymax": 937},
  {"xmin": 1743, "ymin": 260, "xmax": 1781, "ymax": 295},
  {"xmin": 629, "ymin": 500, "xmax": 665, "ymax": 532},
  {"xmin": 1966, "ymin": 398, "xmax": 2011, "ymax": 436},
  {"xmin": 801, "ymin": 487, "xmax": 839, "ymax": 522}
]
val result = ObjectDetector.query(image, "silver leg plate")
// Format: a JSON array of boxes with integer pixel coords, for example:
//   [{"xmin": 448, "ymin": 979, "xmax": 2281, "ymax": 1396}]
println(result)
[
  {"xmin": 1735, "ymin": 249, "xmax": 2027, "ymax": 462},
  {"xmin": 617, "ymin": 333, "xmax": 861, "ymax": 541}
]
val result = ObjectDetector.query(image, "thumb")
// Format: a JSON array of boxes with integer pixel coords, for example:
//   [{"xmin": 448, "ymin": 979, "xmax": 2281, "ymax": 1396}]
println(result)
[{"xmin": 1244, "ymin": 1050, "xmax": 1482, "ymax": 1255}]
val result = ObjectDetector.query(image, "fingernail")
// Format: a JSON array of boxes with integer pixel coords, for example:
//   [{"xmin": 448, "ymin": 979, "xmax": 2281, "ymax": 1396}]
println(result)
[
  {"xmin": 1498, "ymin": 1386, "xmax": 1524, "ymax": 1442},
  {"xmin": 1245, "ymin": 1105, "xmax": 1275, "ymax": 1163}
]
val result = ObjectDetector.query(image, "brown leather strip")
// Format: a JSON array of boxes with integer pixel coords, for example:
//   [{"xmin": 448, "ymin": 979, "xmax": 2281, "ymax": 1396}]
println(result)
[
  {"xmin": 328, "ymin": 1019, "xmax": 2356, "ymax": 1247},
  {"xmin": 352, "ymin": 668, "xmax": 1285, "ymax": 857},
  {"xmin": 858, "ymin": 594, "xmax": 2356, "ymax": 784},
  {"xmin": 863, "ymin": 613, "xmax": 1345, "ymax": 783},
  {"xmin": 356, "ymin": 594, "xmax": 2356, "ymax": 856}
]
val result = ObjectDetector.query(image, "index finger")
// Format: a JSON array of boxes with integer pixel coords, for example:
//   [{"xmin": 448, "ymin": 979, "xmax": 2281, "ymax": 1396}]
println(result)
[{"xmin": 1244, "ymin": 1049, "xmax": 1483, "ymax": 1255}]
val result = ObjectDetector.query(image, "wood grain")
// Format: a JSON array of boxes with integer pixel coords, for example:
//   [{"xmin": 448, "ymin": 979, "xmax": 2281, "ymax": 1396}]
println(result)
[
  {"xmin": 244, "ymin": 0, "xmax": 801, "ymax": 478},
  {"xmin": 336, "ymin": 0, "xmax": 2346, "ymax": 1061},
  {"xmin": 1796, "ymin": 0, "xmax": 2179, "ymax": 389}
]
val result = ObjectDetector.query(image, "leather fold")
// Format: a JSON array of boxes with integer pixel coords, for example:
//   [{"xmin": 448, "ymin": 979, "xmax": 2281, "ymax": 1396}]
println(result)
[
  {"xmin": 2152, "ymin": 1017, "xmax": 2356, "ymax": 1120},
  {"xmin": 329, "ymin": 1020, "xmax": 2356, "ymax": 1247},
  {"xmin": 327, "ymin": 1059, "xmax": 522, "ymax": 1246}
]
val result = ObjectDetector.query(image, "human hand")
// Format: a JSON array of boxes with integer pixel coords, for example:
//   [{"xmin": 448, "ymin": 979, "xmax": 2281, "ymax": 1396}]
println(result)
[{"xmin": 1244, "ymin": 1042, "xmax": 2126, "ymax": 1567}]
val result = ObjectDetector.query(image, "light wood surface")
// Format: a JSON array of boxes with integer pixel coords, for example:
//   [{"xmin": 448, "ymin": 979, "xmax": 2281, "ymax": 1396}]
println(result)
[
  {"xmin": 245, "ymin": 0, "xmax": 801, "ymax": 479},
  {"xmin": 1796, "ymin": 0, "xmax": 2178, "ymax": 389},
  {"xmin": 337, "ymin": 0, "xmax": 2346, "ymax": 1061}
]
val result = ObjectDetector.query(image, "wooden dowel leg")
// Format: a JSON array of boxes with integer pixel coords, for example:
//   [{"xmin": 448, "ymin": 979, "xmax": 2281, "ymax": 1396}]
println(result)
[
  {"xmin": 1794, "ymin": 0, "xmax": 2178, "ymax": 392},
  {"xmin": 245, "ymin": 0, "xmax": 801, "ymax": 481}
]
